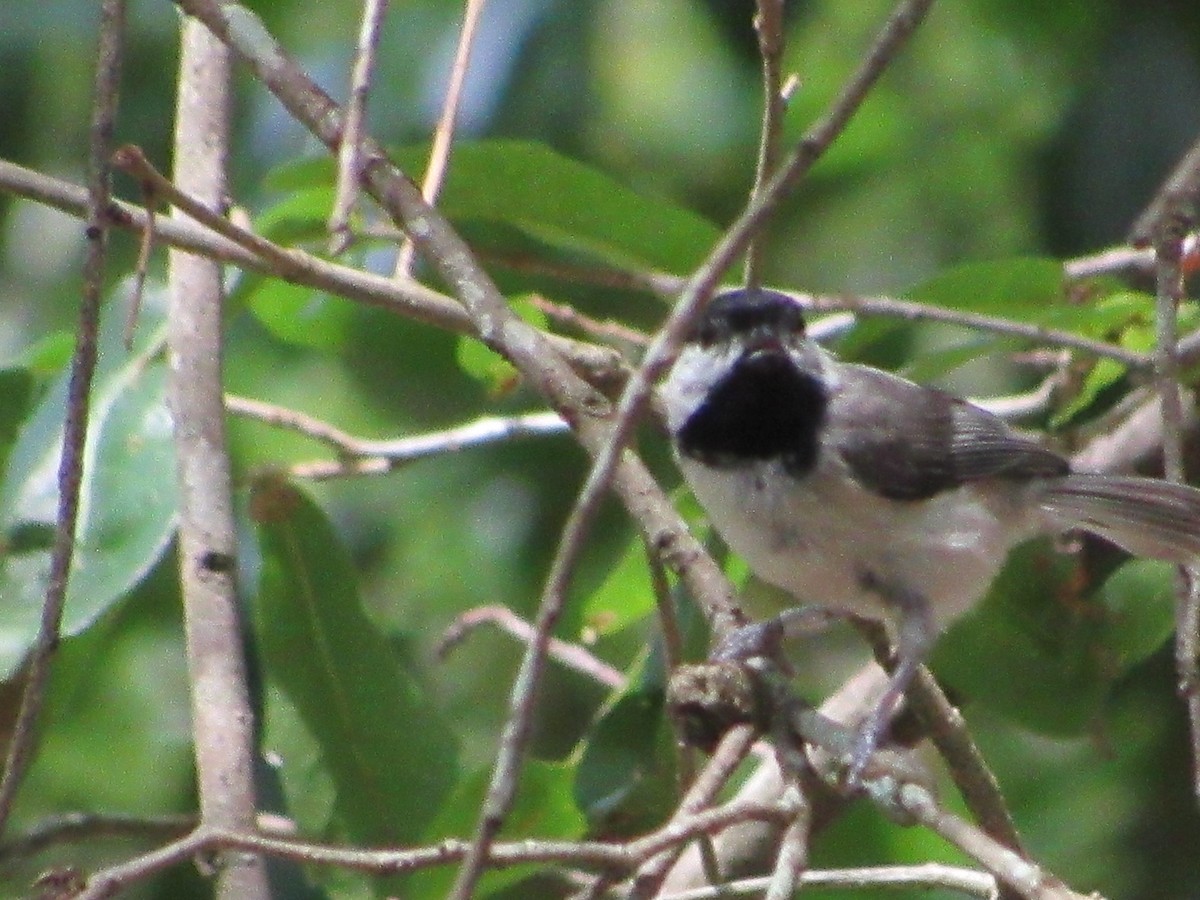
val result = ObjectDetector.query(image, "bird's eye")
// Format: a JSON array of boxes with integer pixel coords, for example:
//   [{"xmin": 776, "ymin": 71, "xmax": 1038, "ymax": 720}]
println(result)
[
  {"xmin": 781, "ymin": 306, "xmax": 806, "ymax": 338},
  {"xmin": 694, "ymin": 317, "xmax": 724, "ymax": 347}
]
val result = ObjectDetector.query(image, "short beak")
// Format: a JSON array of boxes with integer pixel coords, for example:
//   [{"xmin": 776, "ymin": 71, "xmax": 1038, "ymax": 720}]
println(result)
[{"xmin": 743, "ymin": 328, "xmax": 785, "ymax": 357}]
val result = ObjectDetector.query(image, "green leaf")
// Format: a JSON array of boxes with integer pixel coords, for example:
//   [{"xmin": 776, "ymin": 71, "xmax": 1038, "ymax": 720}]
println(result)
[
  {"xmin": 899, "ymin": 334, "xmax": 1019, "ymax": 383},
  {"xmin": 5, "ymin": 331, "xmax": 75, "ymax": 375},
  {"xmin": 254, "ymin": 185, "xmax": 341, "ymax": 247},
  {"xmin": 937, "ymin": 547, "xmax": 1178, "ymax": 735},
  {"xmin": 251, "ymin": 480, "xmax": 459, "ymax": 852},
  {"xmin": 933, "ymin": 539, "xmax": 1107, "ymax": 734},
  {"xmin": 0, "ymin": 304, "xmax": 177, "ymax": 678},
  {"xmin": 574, "ymin": 660, "xmax": 676, "ymax": 835},
  {"xmin": 263, "ymin": 139, "xmax": 720, "ymax": 274},
  {"xmin": 262, "ymin": 681, "xmax": 337, "ymax": 833},
  {"xmin": 25, "ymin": 556, "xmax": 193, "ymax": 824},
  {"xmin": 1096, "ymin": 559, "xmax": 1177, "ymax": 671},
  {"xmin": 245, "ymin": 278, "xmax": 359, "ymax": 352},
  {"xmin": 0, "ymin": 367, "xmax": 34, "ymax": 476},
  {"xmin": 1050, "ymin": 357, "xmax": 1126, "ymax": 428},
  {"xmin": 904, "ymin": 257, "xmax": 1066, "ymax": 318},
  {"xmin": 1044, "ymin": 289, "xmax": 1150, "ymax": 337},
  {"xmin": 582, "ymin": 535, "xmax": 654, "ymax": 637},
  {"xmin": 455, "ymin": 296, "xmax": 548, "ymax": 393}
]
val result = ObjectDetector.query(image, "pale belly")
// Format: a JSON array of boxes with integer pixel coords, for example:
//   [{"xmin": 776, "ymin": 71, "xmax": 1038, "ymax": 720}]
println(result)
[{"xmin": 679, "ymin": 455, "xmax": 1041, "ymax": 631}]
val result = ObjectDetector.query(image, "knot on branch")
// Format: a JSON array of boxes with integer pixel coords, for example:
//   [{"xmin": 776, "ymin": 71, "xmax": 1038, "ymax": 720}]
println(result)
[{"xmin": 666, "ymin": 660, "xmax": 772, "ymax": 753}]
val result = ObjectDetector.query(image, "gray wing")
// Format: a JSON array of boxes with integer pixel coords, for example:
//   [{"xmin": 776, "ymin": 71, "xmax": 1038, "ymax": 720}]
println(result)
[{"xmin": 828, "ymin": 364, "xmax": 1068, "ymax": 501}]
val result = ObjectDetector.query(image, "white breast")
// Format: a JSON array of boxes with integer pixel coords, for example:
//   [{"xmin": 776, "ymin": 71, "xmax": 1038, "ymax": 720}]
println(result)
[{"xmin": 677, "ymin": 450, "xmax": 1041, "ymax": 631}]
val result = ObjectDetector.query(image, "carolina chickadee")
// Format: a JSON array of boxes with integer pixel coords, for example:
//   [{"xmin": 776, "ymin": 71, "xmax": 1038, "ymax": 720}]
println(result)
[{"xmin": 661, "ymin": 286, "xmax": 1200, "ymax": 781}]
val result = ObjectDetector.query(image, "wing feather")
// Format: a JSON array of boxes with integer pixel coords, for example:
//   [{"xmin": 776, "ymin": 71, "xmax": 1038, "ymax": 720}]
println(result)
[{"xmin": 830, "ymin": 365, "xmax": 1067, "ymax": 501}]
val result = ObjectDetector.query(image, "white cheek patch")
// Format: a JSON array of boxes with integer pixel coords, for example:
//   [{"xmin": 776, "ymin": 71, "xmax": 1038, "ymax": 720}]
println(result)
[{"xmin": 661, "ymin": 344, "xmax": 742, "ymax": 433}]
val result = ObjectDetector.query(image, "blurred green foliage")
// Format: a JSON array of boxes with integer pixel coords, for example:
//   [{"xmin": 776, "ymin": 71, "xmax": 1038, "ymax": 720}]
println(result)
[{"xmin": 2, "ymin": 1, "xmax": 1200, "ymax": 898}]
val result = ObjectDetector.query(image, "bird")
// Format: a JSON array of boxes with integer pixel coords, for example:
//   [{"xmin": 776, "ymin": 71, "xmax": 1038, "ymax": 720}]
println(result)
[{"xmin": 659, "ymin": 285, "xmax": 1200, "ymax": 784}]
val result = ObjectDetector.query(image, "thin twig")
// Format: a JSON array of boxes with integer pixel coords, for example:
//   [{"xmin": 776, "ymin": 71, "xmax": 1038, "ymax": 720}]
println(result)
[
  {"xmin": 1129, "ymin": 132, "xmax": 1200, "ymax": 247},
  {"xmin": 969, "ymin": 360, "xmax": 1069, "ymax": 422},
  {"xmin": 645, "ymin": 540, "xmax": 685, "ymax": 677},
  {"xmin": 744, "ymin": 0, "xmax": 787, "ymax": 288},
  {"xmin": 226, "ymin": 395, "xmax": 568, "ymax": 467},
  {"xmin": 1177, "ymin": 571, "xmax": 1200, "ymax": 804},
  {"xmin": 437, "ymin": 605, "xmax": 626, "ymax": 690},
  {"xmin": 1064, "ymin": 243, "xmax": 1157, "ymax": 280},
  {"xmin": 758, "ymin": 674, "xmax": 816, "ymax": 900},
  {"xmin": 661, "ymin": 865, "xmax": 998, "ymax": 899},
  {"xmin": 328, "ymin": 0, "xmax": 388, "ymax": 254},
  {"xmin": 72, "ymin": 797, "xmax": 790, "ymax": 898},
  {"xmin": 762, "ymin": 789, "xmax": 810, "ymax": 900},
  {"xmin": 394, "ymin": 0, "xmax": 487, "ymax": 277},
  {"xmin": 898, "ymin": 785, "xmax": 1096, "ymax": 900},
  {"xmin": 480, "ymin": 247, "xmax": 686, "ymax": 299},
  {"xmin": 529, "ymin": 295, "xmax": 651, "ymax": 350},
  {"xmin": 1152, "ymin": 227, "xmax": 1200, "ymax": 805},
  {"xmin": 122, "ymin": 176, "xmax": 158, "ymax": 348},
  {"xmin": 168, "ymin": 19, "xmax": 269, "ymax": 898},
  {"xmin": 1065, "ymin": 231, "xmax": 1198, "ymax": 279},
  {"xmin": 0, "ymin": 159, "xmax": 464, "ymax": 331},
  {"xmin": 626, "ymin": 725, "xmax": 760, "ymax": 900},
  {"xmin": 0, "ymin": 812, "xmax": 194, "ymax": 864},
  {"xmin": 0, "ymin": 0, "xmax": 125, "ymax": 838},
  {"xmin": 642, "ymin": 541, "xmax": 718, "ymax": 883},
  {"xmin": 793, "ymin": 292, "xmax": 1150, "ymax": 369},
  {"xmin": 448, "ymin": 451, "xmax": 611, "ymax": 899},
  {"xmin": 909, "ymin": 670, "xmax": 1024, "ymax": 852},
  {"xmin": 114, "ymin": 143, "xmax": 343, "ymax": 281}
]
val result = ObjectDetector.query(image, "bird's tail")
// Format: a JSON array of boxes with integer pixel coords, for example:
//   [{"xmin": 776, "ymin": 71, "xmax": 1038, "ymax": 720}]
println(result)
[{"xmin": 1037, "ymin": 473, "xmax": 1200, "ymax": 562}]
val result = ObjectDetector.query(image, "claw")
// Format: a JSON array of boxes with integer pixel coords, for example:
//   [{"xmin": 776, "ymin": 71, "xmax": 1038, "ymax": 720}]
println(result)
[{"xmin": 843, "ymin": 577, "xmax": 934, "ymax": 790}]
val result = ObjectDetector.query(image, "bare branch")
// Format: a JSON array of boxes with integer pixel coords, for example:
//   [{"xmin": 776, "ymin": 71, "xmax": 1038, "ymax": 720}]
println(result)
[
  {"xmin": 529, "ymin": 295, "xmax": 652, "ymax": 351},
  {"xmin": 0, "ymin": 158, "xmax": 627, "ymax": 388},
  {"xmin": 394, "ymin": 0, "xmax": 488, "ymax": 277},
  {"xmin": 745, "ymin": 0, "xmax": 788, "ymax": 288},
  {"xmin": 71, "ymin": 797, "xmax": 792, "ymax": 898},
  {"xmin": 1151, "ymin": 223, "xmax": 1200, "ymax": 805},
  {"xmin": 793, "ymin": 292, "xmax": 1151, "ymax": 369},
  {"xmin": 1129, "ymin": 131, "xmax": 1200, "ymax": 247},
  {"xmin": 122, "ymin": 174, "xmax": 158, "ymax": 348},
  {"xmin": 0, "ymin": 0, "xmax": 124, "ymax": 838},
  {"xmin": 437, "ymin": 605, "xmax": 626, "ymax": 690},
  {"xmin": 167, "ymin": 18, "xmax": 269, "ymax": 897},
  {"xmin": 625, "ymin": 726, "xmax": 760, "ymax": 900},
  {"xmin": 0, "ymin": 812, "xmax": 193, "ymax": 864},
  {"xmin": 662, "ymin": 865, "xmax": 998, "ymax": 899},
  {"xmin": 328, "ymin": 0, "xmax": 389, "ymax": 254},
  {"xmin": 0, "ymin": 160, "xmax": 1158, "ymax": 381},
  {"xmin": 226, "ymin": 396, "xmax": 570, "ymax": 480},
  {"xmin": 899, "ymin": 784, "xmax": 1097, "ymax": 900},
  {"xmin": 762, "ymin": 791, "xmax": 810, "ymax": 900}
]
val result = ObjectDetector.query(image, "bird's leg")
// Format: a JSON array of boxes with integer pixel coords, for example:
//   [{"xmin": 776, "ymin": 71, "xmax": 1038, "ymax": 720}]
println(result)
[
  {"xmin": 845, "ymin": 575, "xmax": 936, "ymax": 788},
  {"xmin": 705, "ymin": 591, "xmax": 935, "ymax": 789},
  {"xmin": 710, "ymin": 604, "xmax": 843, "ymax": 666}
]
